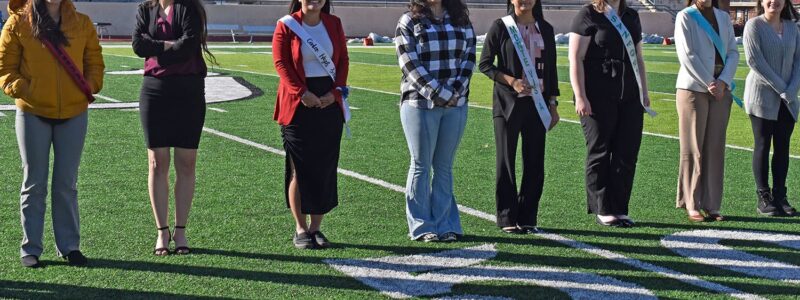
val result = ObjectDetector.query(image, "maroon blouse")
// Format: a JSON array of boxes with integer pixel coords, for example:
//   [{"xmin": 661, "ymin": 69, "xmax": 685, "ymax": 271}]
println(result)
[{"xmin": 144, "ymin": 5, "xmax": 207, "ymax": 77}]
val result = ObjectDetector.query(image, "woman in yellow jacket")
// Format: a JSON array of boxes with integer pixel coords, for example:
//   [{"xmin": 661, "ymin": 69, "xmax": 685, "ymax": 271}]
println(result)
[{"xmin": 0, "ymin": 0, "xmax": 104, "ymax": 268}]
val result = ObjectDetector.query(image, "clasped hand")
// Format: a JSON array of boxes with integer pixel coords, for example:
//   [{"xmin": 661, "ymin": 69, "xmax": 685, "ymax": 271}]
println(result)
[{"xmin": 301, "ymin": 91, "xmax": 336, "ymax": 108}]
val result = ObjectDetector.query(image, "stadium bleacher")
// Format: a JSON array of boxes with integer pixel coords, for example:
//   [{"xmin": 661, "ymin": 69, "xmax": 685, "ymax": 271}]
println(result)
[{"xmin": 72, "ymin": 0, "xmax": 683, "ymax": 13}]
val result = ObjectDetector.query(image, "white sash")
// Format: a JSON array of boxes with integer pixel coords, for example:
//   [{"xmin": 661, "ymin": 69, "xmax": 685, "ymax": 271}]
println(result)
[
  {"xmin": 602, "ymin": 7, "xmax": 657, "ymax": 117},
  {"xmin": 501, "ymin": 15, "xmax": 552, "ymax": 131},
  {"xmin": 279, "ymin": 15, "xmax": 352, "ymax": 135}
]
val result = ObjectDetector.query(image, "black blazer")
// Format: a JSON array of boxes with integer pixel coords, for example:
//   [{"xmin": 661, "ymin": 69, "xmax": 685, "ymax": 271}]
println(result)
[
  {"xmin": 132, "ymin": 0, "xmax": 202, "ymax": 65},
  {"xmin": 479, "ymin": 15, "xmax": 559, "ymax": 120}
]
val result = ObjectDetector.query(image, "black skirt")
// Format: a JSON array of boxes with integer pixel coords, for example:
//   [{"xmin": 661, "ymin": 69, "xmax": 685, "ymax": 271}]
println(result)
[
  {"xmin": 139, "ymin": 75, "xmax": 206, "ymax": 149},
  {"xmin": 282, "ymin": 76, "xmax": 344, "ymax": 215}
]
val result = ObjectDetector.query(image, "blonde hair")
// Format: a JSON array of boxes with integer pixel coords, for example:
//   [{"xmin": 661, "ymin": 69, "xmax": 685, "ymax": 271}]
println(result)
[{"xmin": 591, "ymin": 0, "xmax": 629, "ymax": 12}]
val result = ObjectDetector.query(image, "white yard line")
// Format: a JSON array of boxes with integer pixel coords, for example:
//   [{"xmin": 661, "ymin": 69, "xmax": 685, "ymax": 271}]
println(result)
[
  {"xmin": 0, "ymin": 110, "xmax": 5, "ymax": 117},
  {"xmin": 104, "ymin": 53, "xmax": 797, "ymax": 159},
  {"xmin": 94, "ymin": 94, "xmax": 122, "ymax": 103},
  {"xmin": 209, "ymin": 107, "xmax": 228, "ymax": 113},
  {"xmin": 202, "ymin": 126, "xmax": 763, "ymax": 300}
]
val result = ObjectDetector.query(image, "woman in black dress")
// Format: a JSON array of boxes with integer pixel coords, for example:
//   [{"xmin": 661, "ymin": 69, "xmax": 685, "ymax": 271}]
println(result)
[
  {"xmin": 568, "ymin": 0, "xmax": 651, "ymax": 227},
  {"xmin": 479, "ymin": 0, "xmax": 560, "ymax": 234},
  {"xmin": 273, "ymin": 0, "xmax": 349, "ymax": 249},
  {"xmin": 132, "ymin": 0, "xmax": 215, "ymax": 255}
]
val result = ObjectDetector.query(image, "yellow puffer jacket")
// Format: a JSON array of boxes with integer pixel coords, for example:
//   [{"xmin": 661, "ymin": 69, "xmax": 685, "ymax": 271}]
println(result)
[{"xmin": 0, "ymin": 0, "xmax": 104, "ymax": 119}]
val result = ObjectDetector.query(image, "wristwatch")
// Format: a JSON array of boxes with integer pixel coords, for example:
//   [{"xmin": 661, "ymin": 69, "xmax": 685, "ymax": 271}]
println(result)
[{"xmin": 549, "ymin": 99, "xmax": 559, "ymax": 107}]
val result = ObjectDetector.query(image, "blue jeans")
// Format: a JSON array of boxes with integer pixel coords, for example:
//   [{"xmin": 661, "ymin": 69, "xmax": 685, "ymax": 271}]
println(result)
[{"xmin": 400, "ymin": 102, "xmax": 467, "ymax": 240}]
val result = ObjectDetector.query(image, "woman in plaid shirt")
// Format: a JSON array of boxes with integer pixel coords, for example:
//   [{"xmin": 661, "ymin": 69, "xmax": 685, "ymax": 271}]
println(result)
[{"xmin": 395, "ymin": 0, "xmax": 476, "ymax": 243}]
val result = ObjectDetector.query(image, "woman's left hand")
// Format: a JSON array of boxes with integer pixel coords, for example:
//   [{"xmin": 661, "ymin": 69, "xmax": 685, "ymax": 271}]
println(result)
[
  {"xmin": 642, "ymin": 94, "xmax": 651, "ymax": 107},
  {"xmin": 548, "ymin": 105, "xmax": 560, "ymax": 130}
]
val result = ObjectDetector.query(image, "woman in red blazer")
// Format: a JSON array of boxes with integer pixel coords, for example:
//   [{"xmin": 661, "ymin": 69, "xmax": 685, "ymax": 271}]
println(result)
[{"xmin": 272, "ymin": 0, "xmax": 349, "ymax": 249}]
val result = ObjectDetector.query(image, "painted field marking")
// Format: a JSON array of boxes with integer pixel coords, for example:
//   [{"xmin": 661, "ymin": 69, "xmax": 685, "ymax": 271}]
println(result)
[
  {"xmin": 349, "ymin": 59, "xmax": 749, "ymax": 85},
  {"xmin": 94, "ymin": 94, "xmax": 122, "ymax": 103},
  {"xmin": 0, "ymin": 111, "xmax": 5, "ymax": 117},
  {"xmin": 209, "ymin": 107, "xmax": 228, "ymax": 113},
  {"xmin": 325, "ymin": 244, "xmax": 657, "ymax": 299},
  {"xmin": 201, "ymin": 127, "xmax": 762, "ymax": 300},
  {"xmin": 98, "ymin": 53, "xmax": 800, "ymax": 160},
  {"xmin": 337, "ymin": 50, "xmax": 749, "ymax": 80},
  {"xmin": 662, "ymin": 229, "xmax": 800, "ymax": 284},
  {"xmin": 0, "ymin": 76, "xmax": 254, "ymax": 111},
  {"xmin": 349, "ymin": 106, "xmax": 360, "ymax": 110}
]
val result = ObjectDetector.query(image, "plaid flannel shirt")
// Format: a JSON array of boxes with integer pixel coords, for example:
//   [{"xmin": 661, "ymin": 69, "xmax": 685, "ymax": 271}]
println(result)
[{"xmin": 395, "ymin": 12, "xmax": 476, "ymax": 109}]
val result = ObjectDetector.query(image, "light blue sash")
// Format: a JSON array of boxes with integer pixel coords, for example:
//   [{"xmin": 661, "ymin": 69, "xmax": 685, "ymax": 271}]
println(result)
[
  {"xmin": 684, "ymin": 7, "xmax": 744, "ymax": 107},
  {"xmin": 603, "ymin": 7, "xmax": 656, "ymax": 116},
  {"xmin": 501, "ymin": 15, "xmax": 552, "ymax": 131}
]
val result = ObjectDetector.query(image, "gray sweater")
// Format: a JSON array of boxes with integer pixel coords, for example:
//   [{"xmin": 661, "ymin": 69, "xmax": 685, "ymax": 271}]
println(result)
[{"xmin": 743, "ymin": 16, "xmax": 800, "ymax": 121}]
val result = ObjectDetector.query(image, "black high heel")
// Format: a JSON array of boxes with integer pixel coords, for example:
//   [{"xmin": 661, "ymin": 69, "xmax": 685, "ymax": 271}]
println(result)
[
  {"xmin": 154, "ymin": 226, "xmax": 171, "ymax": 256},
  {"xmin": 173, "ymin": 226, "xmax": 191, "ymax": 255}
]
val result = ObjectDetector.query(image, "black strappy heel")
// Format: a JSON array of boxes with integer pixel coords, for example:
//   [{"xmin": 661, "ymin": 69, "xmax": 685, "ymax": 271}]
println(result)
[
  {"xmin": 154, "ymin": 226, "xmax": 171, "ymax": 256},
  {"xmin": 173, "ymin": 226, "xmax": 191, "ymax": 255}
]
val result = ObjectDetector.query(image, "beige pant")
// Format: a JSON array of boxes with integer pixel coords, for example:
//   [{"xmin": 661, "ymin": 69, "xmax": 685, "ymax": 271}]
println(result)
[{"xmin": 676, "ymin": 89, "xmax": 732, "ymax": 213}]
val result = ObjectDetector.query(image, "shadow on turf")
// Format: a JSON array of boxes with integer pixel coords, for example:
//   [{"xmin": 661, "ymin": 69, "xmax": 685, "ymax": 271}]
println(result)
[
  {"xmin": 41, "ymin": 258, "xmax": 372, "ymax": 292},
  {"xmin": 0, "ymin": 280, "xmax": 227, "ymax": 299},
  {"xmin": 191, "ymin": 248, "xmax": 325, "ymax": 264}
]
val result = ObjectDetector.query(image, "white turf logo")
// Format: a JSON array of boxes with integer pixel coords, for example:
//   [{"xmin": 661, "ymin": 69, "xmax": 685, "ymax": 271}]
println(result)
[
  {"xmin": 662, "ymin": 229, "xmax": 800, "ymax": 284},
  {"xmin": 325, "ymin": 244, "xmax": 657, "ymax": 299}
]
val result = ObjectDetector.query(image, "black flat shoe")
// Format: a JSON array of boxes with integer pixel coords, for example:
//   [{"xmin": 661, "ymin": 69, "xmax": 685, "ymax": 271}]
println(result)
[
  {"xmin": 619, "ymin": 219, "xmax": 635, "ymax": 227},
  {"xmin": 293, "ymin": 231, "xmax": 315, "ymax": 249},
  {"xmin": 173, "ymin": 226, "xmax": 191, "ymax": 255},
  {"xmin": 616, "ymin": 216, "xmax": 635, "ymax": 228},
  {"xmin": 518, "ymin": 226, "xmax": 539, "ymax": 234},
  {"xmin": 64, "ymin": 251, "xmax": 88, "ymax": 266},
  {"xmin": 21, "ymin": 255, "xmax": 40, "ymax": 268},
  {"xmin": 154, "ymin": 226, "xmax": 171, "ymax": 256},
  {"xmin": 311, "ymin": 231, "xmax": 330, "ymax": 248},
  {"xmin": 596, "ymin": 216, "xmax": 621, "ymax": 227}
]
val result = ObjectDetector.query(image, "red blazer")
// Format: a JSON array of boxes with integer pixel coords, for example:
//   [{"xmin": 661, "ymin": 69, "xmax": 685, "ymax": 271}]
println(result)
[{"xmin": 272, "ymin": 11, "xmax": 349, "ymax": 126}]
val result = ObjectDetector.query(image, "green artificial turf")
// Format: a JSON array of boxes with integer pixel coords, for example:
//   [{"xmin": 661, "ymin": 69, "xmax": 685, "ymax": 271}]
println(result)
[{"xmin": 0, "ymin": 43, "xmax": 798, "ymax": 299}]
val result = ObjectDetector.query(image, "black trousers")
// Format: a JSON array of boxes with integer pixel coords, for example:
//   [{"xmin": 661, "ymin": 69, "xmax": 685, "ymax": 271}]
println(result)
[
  {"xmin": 494, "ymin": 97, "xmax": 546, "ymax": 227},
  {"xmin": 580, "ymin": 98, "xmax": 643, "ymax": 215},
  {"xmin": 750, "ymin": 103, "xmax": 795, "ymax": 192}
]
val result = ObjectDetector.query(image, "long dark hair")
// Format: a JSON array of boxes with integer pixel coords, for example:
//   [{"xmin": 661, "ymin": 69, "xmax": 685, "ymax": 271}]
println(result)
[
  {"xmin": 148, "ymin": 0, "xmax": 217, "ymax": 65},
  {"xmin": 591, "ymin": 0, "xmax": 628, "ymax": 12},
  {"xmin": 506, "ymin": 0, "xmax": 544, "ymax": 21},
  {"xmin": 684, "ymin": 0, "xmax": 719, "ymax": 8},
  {"xmin": 409, "ymin": 0, "xmax": 470, "ymax": 27},
  {"xmin": 756, "ymin": 0, "xmax": 798, "ymax": 20},
  {"xmin": 289, "ymin": 0, "xmax": 332, "ymax": 14},
  {"xmin": 25, "ymin": 0, "xmax": 68, "ymax": 46}
]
